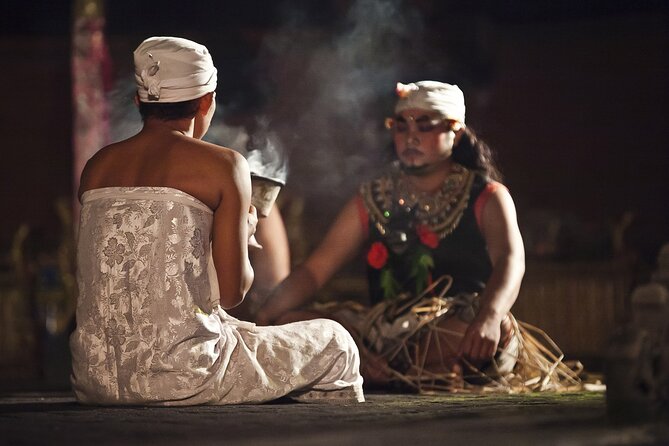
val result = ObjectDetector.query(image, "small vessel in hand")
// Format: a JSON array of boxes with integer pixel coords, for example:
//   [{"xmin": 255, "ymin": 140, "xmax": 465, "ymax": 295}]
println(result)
[{"xmin": 251, "ymin": 173, "xmax": 284, "ymax": 218}]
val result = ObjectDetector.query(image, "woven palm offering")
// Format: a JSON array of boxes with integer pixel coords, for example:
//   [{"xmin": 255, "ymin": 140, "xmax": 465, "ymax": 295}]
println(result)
[{"xmin": 321, "ymin": 275, "xmax": 583, "ymax": 394}]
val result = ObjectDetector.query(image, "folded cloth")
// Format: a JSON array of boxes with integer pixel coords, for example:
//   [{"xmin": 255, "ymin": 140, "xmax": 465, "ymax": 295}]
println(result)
[{"xmin": 133, "ymin": 36, "xmax": 217, "ymax": 103}]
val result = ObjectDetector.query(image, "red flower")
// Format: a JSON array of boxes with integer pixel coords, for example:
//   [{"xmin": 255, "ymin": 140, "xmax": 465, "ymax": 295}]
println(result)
[
  {"xmin": 367, "ymin": 242, "xmax": 389, "ymax": 269},
  {"xmin": 416, "ymin": 224, "xmax": 439, "ymax": 249}
]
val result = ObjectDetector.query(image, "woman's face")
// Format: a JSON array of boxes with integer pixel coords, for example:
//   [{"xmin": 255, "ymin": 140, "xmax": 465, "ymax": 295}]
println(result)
[{"xmin": 392, "ymin": 108, "xmax": 456, "ymax": 168}]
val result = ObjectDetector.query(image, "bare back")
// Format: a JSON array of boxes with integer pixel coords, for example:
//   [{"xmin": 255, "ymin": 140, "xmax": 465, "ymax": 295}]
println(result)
[
  {"xmin": 79, "ymin": 124, "xmax": 255, "ymax": 308},
  {"xmin": 80, "ymin": 128, "xmax": 241, "ymax": 210}
]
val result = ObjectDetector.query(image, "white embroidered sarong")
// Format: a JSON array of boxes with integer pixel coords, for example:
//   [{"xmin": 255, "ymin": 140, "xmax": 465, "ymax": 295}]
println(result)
[{"xmin": 70, "ymin": 187, "xmax": 364, "ymax": 405}]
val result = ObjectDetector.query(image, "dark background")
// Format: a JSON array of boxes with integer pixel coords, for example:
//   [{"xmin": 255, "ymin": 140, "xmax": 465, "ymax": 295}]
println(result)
[
  {"xmin": 0, "ymin": 0, "xmax": 667, "ymax": 386},
  {"xmin": 1, "ymin": 0, "xmax": 667, "ymax": 263}
]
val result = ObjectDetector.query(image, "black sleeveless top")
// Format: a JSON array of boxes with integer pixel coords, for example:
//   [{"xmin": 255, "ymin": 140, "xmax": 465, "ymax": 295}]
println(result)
[{"xmin": 359, "ymin": 163, "xmax": 493, "ymax": 305}]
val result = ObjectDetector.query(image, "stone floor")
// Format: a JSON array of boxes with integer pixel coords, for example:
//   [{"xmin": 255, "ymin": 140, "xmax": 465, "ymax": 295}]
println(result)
[{"xmin": 1, "ymin": 390, "xmax": 667, "ymax": 446}]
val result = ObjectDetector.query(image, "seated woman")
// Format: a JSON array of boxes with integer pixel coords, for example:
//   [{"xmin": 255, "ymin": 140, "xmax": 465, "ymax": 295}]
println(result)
[
  {"xmin": 69, "ymin": 36, "xmax": 364, "ymax": 405},
  {"xmin": 257, "ymin": 81, "xmax": 527, "ymax": 389}
]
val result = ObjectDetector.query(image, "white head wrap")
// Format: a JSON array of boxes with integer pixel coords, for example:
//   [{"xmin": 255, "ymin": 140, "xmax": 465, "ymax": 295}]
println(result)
[
  {"xmin": 133, "ymin": 36, "xmax": 217, "ymax": 103},
  {"xmin": 394, "ymin": 81, "xmax": 466, "ymax": 124}
]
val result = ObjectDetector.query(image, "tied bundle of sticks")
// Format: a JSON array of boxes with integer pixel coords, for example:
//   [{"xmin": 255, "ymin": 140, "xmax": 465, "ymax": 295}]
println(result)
[{"xmin": 348, "ymin": 276, "xmax": 583, "ymax": 393}]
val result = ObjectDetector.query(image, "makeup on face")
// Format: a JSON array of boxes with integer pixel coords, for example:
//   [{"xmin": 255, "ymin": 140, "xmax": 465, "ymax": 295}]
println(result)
[
  {"xmin": 390, "ymin": 110, "xmax": 459, "ymax": 169},
  {"xmin": 385, "ymin": 114, "xmax": 456, "ymax": 134}
]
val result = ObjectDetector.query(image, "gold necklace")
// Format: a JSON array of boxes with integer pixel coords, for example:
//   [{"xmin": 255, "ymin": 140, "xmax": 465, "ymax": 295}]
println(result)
[{"xmin": 361, "ymin": 163, "xmax": 475, "ymax": 239}]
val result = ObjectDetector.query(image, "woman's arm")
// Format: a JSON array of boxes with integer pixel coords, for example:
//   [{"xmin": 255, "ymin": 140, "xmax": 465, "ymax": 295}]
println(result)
[
  {"xmin": 458, "ymin": 186, "xmax": 525, "ymax": 362},
  {"xmin": 256, "ymin": 195, "xmax": 367, "ymax": 325},
  {"xmin": 212, "ymin": 151, "xmax": 255, "ymax": 309}
]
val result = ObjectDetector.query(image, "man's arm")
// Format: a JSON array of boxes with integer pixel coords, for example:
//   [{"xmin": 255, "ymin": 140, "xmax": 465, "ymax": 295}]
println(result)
[{"xmin": 458, "ymin": 187, "xmax": 525, "ymax": 362}]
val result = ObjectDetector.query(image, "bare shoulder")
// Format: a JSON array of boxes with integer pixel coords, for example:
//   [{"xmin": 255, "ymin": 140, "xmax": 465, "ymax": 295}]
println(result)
[
  {"xmin": 479, "ymin": 184, "xmax": 519, "ymax": 235},
  {"xmin": 82, "ymin": 141, "xmax": 119, "ymax": 168},
  {"xmin": 187, "ymin": 138, "xmax": 250, "ymax": 181},
  {"xmin": 178, "ymin": 138, "xmax": 251, "ymax": 210},
  {"xmin": 78, "ymin": 142, "xmax": 124, "ymax": 197},
  {"xmin": 485, "ymin": 183, "xmax": 516, "ymax": 215},
  {"xmin": 78, "ymin": 135, "xmax": 250, "ymax": 209}
]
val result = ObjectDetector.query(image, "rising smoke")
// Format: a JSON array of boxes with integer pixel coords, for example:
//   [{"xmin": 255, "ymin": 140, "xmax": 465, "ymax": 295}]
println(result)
[
  {"xmin": 107, "ymin": 0, "xmax": 430, "ymax": 212},
  {"xmin": 107, "ymin": 79, "xmax": 142, "ymax": 144},
  {"xmin": 251, "ymin": 0, "xmax": 426, "ymax": 204}
]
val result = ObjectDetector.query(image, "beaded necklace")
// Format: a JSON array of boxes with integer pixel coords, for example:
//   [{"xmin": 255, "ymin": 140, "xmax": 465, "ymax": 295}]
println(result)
[{"xmin": 361, "ymin": 162, "xmax": 474, "ymax": 240}]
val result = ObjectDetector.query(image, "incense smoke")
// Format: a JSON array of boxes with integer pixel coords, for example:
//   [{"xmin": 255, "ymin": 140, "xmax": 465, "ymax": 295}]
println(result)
[
  {"xmin": 106, "ymin": 0, "xmax": 431, "ymax": 212},
  {"xmin": 244, "ymin": 117, "xmax": 288, "ymax": 184},
  {"xmin": 252, "ymin": 0, "xmax": 425, "ymax": 205},
  {"xmin": 107, "ymin": 80, "xmax": 141, "ymax": 143}
]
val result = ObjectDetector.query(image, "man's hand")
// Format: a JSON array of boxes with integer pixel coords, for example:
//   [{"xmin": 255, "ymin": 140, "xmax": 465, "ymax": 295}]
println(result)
[
  {"xmin": 458, "ymin": 312, "xmax": 503, "ymax": 365},
  {"xmin": 247, "ymin": 205, "xmax": 262, "ymax": 249}
]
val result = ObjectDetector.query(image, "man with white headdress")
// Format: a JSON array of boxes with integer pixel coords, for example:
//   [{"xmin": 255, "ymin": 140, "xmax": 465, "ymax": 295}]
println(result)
[
  {"xmin": 70, "ymin": 36, "xmax": 364, "ymax": 405},
  {"xmin": 257, "ymin": 80, "xmax": 526, "ymax": 389}
]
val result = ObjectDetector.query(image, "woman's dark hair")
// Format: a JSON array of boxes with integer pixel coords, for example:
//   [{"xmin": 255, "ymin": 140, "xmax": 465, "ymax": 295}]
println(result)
[
  {"xmin": 452, "ymin": 126, "xmax": 502, "ymax": 182},
  {"xmin": 138, "ymin": 98, "xmax": 201, "ymax": 121}
]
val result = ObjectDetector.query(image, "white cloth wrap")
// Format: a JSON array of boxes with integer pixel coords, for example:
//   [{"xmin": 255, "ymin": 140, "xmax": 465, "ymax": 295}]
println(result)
[
  {"xmin": 133, "ymin": 36, "xmax": 217, "ymax": 103},
  {"xmin": 70, "ymin": 187, "xmax": 365, "ymax": 405},
  {"xmin": 394, "ymin": 80, "xmax": 466, "ymax": 124}
]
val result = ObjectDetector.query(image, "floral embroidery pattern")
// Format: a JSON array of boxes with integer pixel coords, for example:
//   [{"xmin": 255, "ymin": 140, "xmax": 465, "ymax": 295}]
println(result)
[
  {"xmin": 103, "ymin": 237, "xmax": 125, "ymax": 268},
  {"xmin": 189, "ymin": 228, "xmax": 205, "ymax": 259},
  {"xmin": 70, "ymin": 187, "xmax": 364, "ymax": 405},
  {"xmin": 104, "ymin": 318, "xmax": 127, "ymax": 345}
]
